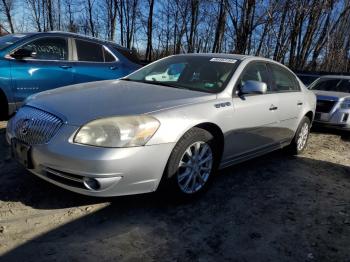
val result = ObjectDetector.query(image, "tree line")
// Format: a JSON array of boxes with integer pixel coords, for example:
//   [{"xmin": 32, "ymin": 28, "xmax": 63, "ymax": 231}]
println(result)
[{"xmin": 0, "ymin": 0, "xmax": 350, "ymax": 72}]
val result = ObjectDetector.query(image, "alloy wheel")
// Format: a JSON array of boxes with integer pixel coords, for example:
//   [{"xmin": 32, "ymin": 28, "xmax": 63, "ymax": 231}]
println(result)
[
  {"xmin": 297, "ymin": 122, "xmax": 309, "ymax": 151},
  {"xmin": 177, "ymin": 141, "xmax": 213, "ymax": 194}
]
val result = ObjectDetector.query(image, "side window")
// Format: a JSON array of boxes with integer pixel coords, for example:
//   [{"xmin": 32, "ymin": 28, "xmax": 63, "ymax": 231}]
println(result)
[
  {"xmin": 21, "ymin": 37, "xmax": 68, "ymax": 60},
  {"xmin": 270, "ymin": 64, "xmax": 300, "ymax": 92},
  {"xmin": 239, "ymin": 62, "xmax": 271, "ymax": 91},
  {"xmin": 76, "ymin": 39, "xmax": 104, "ymax": 62}
]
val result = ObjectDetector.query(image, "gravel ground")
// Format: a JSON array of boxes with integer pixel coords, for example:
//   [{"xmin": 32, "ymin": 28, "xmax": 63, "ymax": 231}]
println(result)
[{"xmin": 0, "ymin": 120, "xmax": 350, "ymax": 262}]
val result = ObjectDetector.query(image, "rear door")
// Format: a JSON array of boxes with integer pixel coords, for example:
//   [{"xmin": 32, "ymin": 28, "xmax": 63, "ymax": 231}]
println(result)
[
  {"xmin": 9, "ymin": 36, "xmax": 74, "ymax": 103},
  {"xmin": 225, "ymin": 62, "xmax": 280, "ymax": 159},
  {"xmin": 72, "ymin": 39, "xmax": 129, "ymax": 84},
  {"xmin": 268, "ymin": 63, "xmax": 305, "ymax": 141}
]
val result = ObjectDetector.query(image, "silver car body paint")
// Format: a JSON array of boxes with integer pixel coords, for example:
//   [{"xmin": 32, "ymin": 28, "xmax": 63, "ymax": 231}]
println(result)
[
  {"xmin": 311, "ymin": 75, "xmax": 350, "ymax": 130},
  {"xmin": 6, "ymin": 54, "xmax": 316, "ymax": 197}
]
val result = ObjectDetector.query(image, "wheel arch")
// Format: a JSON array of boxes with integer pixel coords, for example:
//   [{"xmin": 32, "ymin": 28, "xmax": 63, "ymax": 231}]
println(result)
[
  {"xmin": 304, "ymin": 111, "xmax": 314, "ymax": 122},
  {"xmin": 194, "ymin": 122, "xmax": 225, "ymax": 162}
]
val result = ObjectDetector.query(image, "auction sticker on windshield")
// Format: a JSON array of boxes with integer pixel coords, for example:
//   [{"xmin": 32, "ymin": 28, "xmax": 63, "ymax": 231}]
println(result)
[{"xmin": 210, "ymin": 58, "xmax": 237, "ymax": 64}]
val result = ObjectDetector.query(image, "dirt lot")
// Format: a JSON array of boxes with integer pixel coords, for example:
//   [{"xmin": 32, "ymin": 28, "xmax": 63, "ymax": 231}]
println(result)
[{"xmin": 0, "ymin": 120, "xmax": 350, "ymax": 262}]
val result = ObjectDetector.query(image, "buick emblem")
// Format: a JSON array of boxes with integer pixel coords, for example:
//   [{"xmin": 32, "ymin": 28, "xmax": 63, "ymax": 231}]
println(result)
[{"xmin": 19, "ymin": 119, "xmax": 31, "ymax": 135}]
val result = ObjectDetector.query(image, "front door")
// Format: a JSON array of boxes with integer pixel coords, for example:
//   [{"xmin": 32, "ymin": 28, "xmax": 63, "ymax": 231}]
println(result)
[
  {"xmin": 223, "ymin": 62, "xmax": 280, "ymax": 162},
  {"xmin": 10, "ymin": 36, "xmax": 74, "ymax": 104}
]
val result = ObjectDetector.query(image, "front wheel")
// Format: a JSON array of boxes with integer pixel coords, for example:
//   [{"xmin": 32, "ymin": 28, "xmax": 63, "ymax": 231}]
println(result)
[
  {"xmin": 160, "ymin": 127, "xmax": 219, "ymax": 198},
  {"xmin": 287, "ymin": 116, "xmax": 311, "ymax": 155}
]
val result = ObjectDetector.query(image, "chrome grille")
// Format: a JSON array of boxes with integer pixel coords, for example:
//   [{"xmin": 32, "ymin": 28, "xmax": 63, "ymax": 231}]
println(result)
[{"xmin": 10, "ymin": 106, "xmax": 63, "ymax": 145}]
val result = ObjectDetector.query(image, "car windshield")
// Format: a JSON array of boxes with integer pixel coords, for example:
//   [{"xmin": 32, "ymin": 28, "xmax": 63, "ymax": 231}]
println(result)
[
  {"xmin": 123, "ymin": 56, "xmax": 240, "ymax": 93},
  {"xmin": 0, "ymin": 34, "xmax": 28, "ymax": 50},
  {"xmin": 310, "ymin": 78, "xmax": 350, "ymax": 93}
]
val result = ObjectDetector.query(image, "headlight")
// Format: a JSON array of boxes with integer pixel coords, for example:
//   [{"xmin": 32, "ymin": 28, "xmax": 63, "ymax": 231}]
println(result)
[
  {"xmin": 74, "ymin": 115, "xmax": 160, "ymax": 147},
  {"xmin": 340, "ymin": 99, "xmax": 350, "ymax": 109}
]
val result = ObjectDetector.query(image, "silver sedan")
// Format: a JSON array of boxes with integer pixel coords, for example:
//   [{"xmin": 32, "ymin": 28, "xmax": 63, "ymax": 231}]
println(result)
[
  {"xmin": 6, "ymin": 54, "xmax": 316, "ymax": 197},
  {"xmin": 309, "ymin": 75, "xmax": 350, "ymax": 130}
]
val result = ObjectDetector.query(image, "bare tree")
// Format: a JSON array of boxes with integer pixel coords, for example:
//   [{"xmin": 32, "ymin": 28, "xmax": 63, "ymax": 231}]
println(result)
[
  {"xmin": 123, "ymin": 0, "xmax": 138, "ymax": 48},
  {"xmin": 27, "ymin": 0, "xmax": 43, "ymax": 32},
  {"xmin": 212, "ymin": 0, "xmax": 227, "ymax": 53},
  {"xmin": 86, "ymin": 0, "xmax": 96, "ymax": 36},
  {"xmin": 45, "ymin": 0, "xmax": 54, "ymax": 30},
  {"xmin": 187, "ymin": 0, "xmax": 199, "ymax": 52},
  {"xmin": 145, "ymin": 0, "xmax": 154, "ymax": 61},
  {"xmin": 0, "ymin": 0, "xmax": 15, "ymax": 33}
]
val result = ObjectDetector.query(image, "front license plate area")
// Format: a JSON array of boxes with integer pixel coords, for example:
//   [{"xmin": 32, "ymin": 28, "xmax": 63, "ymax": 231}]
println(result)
[
  {"xmin": 315, "ymin": 112, "xmax": 329, "ymax": 121},
  {"xmin": 11, "ymin": 139, "xmax": 33, "ymax": 169}
]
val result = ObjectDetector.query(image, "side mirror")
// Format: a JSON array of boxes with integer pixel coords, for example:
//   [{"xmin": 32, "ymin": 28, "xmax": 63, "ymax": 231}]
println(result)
[
  {"xmin": 10, "ymin": 48, "xmax": 36, "ymax": 59},
  {"xmin": 240, "ymin": 80, "xmax": 267, "ymax": 95}
]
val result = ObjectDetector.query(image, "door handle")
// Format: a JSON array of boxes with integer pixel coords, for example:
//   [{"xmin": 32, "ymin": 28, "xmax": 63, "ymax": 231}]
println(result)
[
  {"xmin": 60, "ymin": 65, "xmax": 72, "ymax": 69},
  {"xmin": 110, "ymin": 66, "xmax": 118, "ymax": 70},
  {"xmin": 269, "ymin": 105, "xmax": 278, "ymax": 111},
  {"xmin": 297, "ymin": 101, "xmax": 303, "ymax": 106}
]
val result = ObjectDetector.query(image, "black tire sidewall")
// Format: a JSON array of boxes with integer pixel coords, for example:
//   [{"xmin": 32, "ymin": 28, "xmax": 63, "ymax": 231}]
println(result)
[
  {"xmin": 161, "ymin": 127, "xmax": 219, "ymax": 197},
  {"xmin": 292, "ymin": 116, "xmax": 311, "ymax": 154}
]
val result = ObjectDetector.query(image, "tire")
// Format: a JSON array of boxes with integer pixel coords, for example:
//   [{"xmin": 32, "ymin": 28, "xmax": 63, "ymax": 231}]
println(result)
[
  {"xmin": 287, "ymin": 116, "xmax": 311, "ymax": 155},
  {"xmin": 159, "ymin": 127, "xmax": 219, "ymax": 198}
]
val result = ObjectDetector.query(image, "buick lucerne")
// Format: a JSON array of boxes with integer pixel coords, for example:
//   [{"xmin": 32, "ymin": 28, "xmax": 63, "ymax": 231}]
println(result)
[
  {"xmin": 6, "ymin": 54, "xmax": 316, "ymax": 197},
  {"xmin": 310, "ymin": 75, "xmax": 350, "ymax": 130}
]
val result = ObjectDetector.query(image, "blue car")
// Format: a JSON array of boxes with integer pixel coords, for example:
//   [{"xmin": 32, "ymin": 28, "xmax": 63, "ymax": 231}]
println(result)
[{"xmin": 0, "ymin": 32, "xmax": 141, "ymax": 119}]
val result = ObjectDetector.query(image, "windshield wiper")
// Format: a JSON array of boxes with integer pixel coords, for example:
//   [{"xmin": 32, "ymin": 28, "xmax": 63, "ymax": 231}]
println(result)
[
  {"xmin": 143, "ymin": 80, "xmax": 185, "ymax": 89},
  {"xmin": 125, "ymin": 79, "xmax": 186, "ymax": 89},
  {"xmin": 120, "ymin": 78, "xmax": 194, "ymax": 91}
]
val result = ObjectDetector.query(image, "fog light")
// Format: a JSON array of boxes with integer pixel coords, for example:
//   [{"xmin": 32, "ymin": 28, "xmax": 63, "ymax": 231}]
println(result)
[{"xmin": 83, "ymin": 177, "xmax": 100, "ymax": 191}]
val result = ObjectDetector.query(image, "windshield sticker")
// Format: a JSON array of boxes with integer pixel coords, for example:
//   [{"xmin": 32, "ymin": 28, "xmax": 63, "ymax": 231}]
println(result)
[{"xmin": 210, "ymin": 58, "xmax": 237, "ymax": 64}]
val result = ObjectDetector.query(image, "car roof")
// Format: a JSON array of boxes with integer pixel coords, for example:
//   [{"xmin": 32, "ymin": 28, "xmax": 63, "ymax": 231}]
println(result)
[
  {"xmin": 24, "ymin": 31, "xmax": 125, "ymax": 49},
  {"xmin": 174, "ymin": 53, "xmax": 285, "ymax": 64},
  {"xmin": 175, "ymin": 53, "xmax": 248, "ymax": 60},
  {"xmin": 318, "ymin": 75, "xmax": 350, "ymax": 80}
]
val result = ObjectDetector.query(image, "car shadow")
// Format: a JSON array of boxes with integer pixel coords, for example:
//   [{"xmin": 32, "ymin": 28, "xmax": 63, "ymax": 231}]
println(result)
[
  {"xmin": 1, "ymin": 120, "xmax": 350, "ymax": 261},
  {"xmin": 0, "ymin": 125, "xmax": 107, "ymax": 209},
  {"xmin": 311, "ymin": 125, "xmax": 350, "ymax": 142}
]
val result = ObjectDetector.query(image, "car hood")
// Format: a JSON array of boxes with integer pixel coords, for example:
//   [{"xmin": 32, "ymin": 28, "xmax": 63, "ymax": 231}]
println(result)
[
  {"xmin": 312, "ymin": 90, "xmax": 350, "ymax": 100},
  {"xmin": 27, "ymin": 80, "xmax": 216, "ymax": 126}
]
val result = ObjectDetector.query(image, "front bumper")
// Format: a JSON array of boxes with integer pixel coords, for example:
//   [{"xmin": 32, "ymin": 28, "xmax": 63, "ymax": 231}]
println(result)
[
  {"xmin": 314, "ymin": 107, "xmax": 350, "ymax": 130},
  {"xmin": 7, "ymin": 124, "xmax": 176, "ymax": 197}
]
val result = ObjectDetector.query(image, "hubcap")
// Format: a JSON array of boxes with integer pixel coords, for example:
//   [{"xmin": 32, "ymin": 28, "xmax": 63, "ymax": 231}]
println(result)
[
  {"xmin": 177, "ymin": 141, "xmax": 213, "ymax": 194},
  {"xmin": 297, "ymin": 122, "xmax": 309, "ymax": 151}
]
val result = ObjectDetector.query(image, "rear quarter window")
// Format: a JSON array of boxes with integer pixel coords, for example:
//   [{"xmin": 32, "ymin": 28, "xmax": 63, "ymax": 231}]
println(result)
[
  {"xmin": 270, "ymin": 64, "xmax": 300, "ymax": 92},
  {"xmin": 114, "ymin": 46, "xmax": 140, "ymax": 64},
  {"xmin": 76, "ymin": 39, "xmax": 104, "ymax": 62}
]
